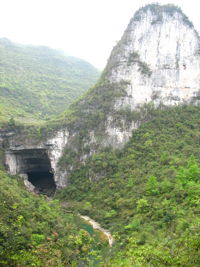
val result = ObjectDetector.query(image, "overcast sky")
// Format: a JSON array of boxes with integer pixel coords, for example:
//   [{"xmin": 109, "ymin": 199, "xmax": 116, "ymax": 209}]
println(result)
[{"xmin": 0, "ymin": 0, "xmax": 199, "ymax": 69}]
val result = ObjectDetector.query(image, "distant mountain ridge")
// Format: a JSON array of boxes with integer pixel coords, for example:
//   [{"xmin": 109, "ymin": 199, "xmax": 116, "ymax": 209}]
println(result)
[{"xmin": 0, "ymin": 38, "xmax": 100, "ymax": 123}]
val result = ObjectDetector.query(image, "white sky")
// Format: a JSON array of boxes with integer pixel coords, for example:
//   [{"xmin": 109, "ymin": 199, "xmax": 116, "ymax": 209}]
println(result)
[{"xmin": 0, "ymin": 0, "xmax": 199, "ymax": 69}]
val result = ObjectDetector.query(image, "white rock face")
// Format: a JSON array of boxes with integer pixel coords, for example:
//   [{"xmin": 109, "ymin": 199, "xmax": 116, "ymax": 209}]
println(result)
[
  {"xmin": 22, "ymin": 174, "xmax": 36, "ymax": 193},
  {"xmin": 47, "ymin": 129, "xmax": 69, "ymax": 187},
  {"xmin": 104, "ymin": 116, "xmax": 140, "ymax": 147},
  {"xmin": 99, "ymin": 5, "xmax": 200, "ymax": 146},
  {"xmin": 5, "ymin": 152, "xmax": 18, "ymax": 175},
  {"xmin": 106, "ymin": 6, "xmax": 200, "ymax": 110}
]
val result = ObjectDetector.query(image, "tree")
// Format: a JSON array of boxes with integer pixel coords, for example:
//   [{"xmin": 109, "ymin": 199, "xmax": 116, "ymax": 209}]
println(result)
[{"xmin": 146, "ymin": 175, "xmax": 159, "ymax": 195}]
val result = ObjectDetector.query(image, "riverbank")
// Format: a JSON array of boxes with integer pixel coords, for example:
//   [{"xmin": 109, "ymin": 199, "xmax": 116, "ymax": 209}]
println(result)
[{"xmin": 80, "ymin": 215, "xmax": 114, "ymax": 247}]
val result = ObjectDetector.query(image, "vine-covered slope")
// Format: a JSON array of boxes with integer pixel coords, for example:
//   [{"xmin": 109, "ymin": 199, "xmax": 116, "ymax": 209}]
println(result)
[{"xmin": 0, "ymin": 38, "xmax": 99, "ymax": 123}]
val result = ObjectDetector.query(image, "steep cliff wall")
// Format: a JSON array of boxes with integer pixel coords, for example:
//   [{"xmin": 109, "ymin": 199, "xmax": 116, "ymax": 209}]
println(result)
[
  {"xmin": 104, "ymin": 4, "xmax": 200, "ymax": 107},
  {"xmin": 4, "ymin": 4, "xmax": 200, "ymax": 188},
  {"xmin": 85, "ymin": 4, "xmax": 200, "ymax": 147}
]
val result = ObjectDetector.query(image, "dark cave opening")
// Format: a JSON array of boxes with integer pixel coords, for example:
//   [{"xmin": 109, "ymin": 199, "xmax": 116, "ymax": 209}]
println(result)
[
  {"xmin": 27, "ymin": 171, "xmax": 56, "ymax": 196},
  {"xmin": 10, "ymin": 148, "xmax": 57, "ymax": 197}
]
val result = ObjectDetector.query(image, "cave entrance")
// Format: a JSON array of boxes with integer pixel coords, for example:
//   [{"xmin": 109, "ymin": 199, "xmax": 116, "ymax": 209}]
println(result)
[
  {"xmin": 27, "ymin": 171, "xmax": 56, "ymax": 196},
  {"xmin": 11, "ymin": 148, "xmax": 56, "ymax": 196}
]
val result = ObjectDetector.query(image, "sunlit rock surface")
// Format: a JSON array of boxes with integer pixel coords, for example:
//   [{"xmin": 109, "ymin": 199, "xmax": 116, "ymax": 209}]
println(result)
[{"xmin": 105, "ymin": 5, "xmax": 200, "ymax": 109}]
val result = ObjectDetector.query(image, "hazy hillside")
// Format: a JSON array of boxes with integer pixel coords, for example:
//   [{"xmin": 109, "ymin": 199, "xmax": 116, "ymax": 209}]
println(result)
[{"xmin": 0, "ymin": 38, "xmax": 99, "ymax": 123}]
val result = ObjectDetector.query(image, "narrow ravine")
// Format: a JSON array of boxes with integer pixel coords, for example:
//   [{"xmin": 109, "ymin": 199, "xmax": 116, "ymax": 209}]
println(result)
[{"xmin": 79, "ymin": 215, "xmax": 114, "ymax": 247}]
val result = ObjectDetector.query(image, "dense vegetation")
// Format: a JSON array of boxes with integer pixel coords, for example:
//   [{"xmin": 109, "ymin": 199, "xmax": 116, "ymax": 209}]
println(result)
[
  {"xmin": 0, "ymin": 167, "xmax": 108, "ymax": 266},
  {"xmin": 0, "ymin": 38, "xmax": 99, "ymax": 123},
  {"xmin": 57, "ymin": 104, "xmax": 200, "ymax": 266},
  {"xmin": 1, "ymin": 98, "xmax": 199, "ymax": 266}
]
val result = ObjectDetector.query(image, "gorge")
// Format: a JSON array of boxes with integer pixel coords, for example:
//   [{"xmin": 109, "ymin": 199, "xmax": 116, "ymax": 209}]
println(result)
[
  {"xmin": 3, "ymin": 4, "xmax": 200, "ymax": 193},
  {"xmin": 0, "ymin": 3, "xmax": 200, "ymax": 266}
]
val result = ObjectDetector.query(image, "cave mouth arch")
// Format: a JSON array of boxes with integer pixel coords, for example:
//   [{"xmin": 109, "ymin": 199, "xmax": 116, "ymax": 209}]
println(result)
[{"xmin": 13, "ymin": 148, "xmax": 56, "ymax": 196}]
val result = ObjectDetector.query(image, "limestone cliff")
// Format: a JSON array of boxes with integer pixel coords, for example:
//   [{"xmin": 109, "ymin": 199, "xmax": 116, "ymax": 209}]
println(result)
[
  {"xmin": 104, "ymin": 4, "xmax": 200, "ymax": 108},
  {"xmin": 4, "ymin": 4, "xmax": 200, "ymax": 189}
]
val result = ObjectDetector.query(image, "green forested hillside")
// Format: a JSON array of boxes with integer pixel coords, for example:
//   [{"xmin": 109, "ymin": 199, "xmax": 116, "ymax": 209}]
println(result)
[
  {"xmin": 0, "ymin": 168, "xmax": 107, "ymax": 266},
  {"xmin": 1, "ymin": 104, "xmax": 199, "ymax": 266},
  {"xmin": 0, "ymin": 38, "xmax": 99, "ymax": 123},
  {"xmin": 57, "ymin": 104, "xmax": 200, "ymax": 266}
]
